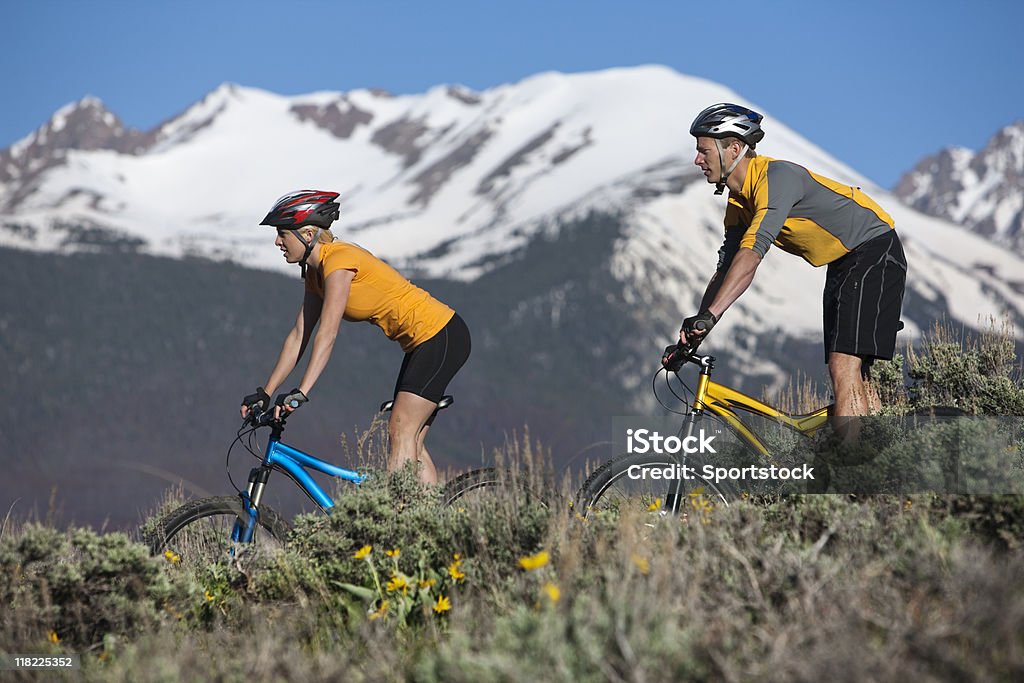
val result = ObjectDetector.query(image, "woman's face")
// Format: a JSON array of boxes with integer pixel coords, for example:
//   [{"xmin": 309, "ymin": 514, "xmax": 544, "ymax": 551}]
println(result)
[{"xmin": 274, "ymin": 228, "xmax": 309, "ymax": 263}]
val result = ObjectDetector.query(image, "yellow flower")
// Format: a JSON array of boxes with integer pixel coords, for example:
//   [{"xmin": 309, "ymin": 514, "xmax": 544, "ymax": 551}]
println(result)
[
  {"xmin": 433, "ymin": 594, "xmax": 452, "ymax": 613},
  {"xmin": 631, "ymin": 553, "xmax": 650, "ymax": 575},
  {"xmin": 418, "ymin": 578, "xmax": 437, "ymax": 589},
  {"xmin": 518, "ymin": 550, "xmax": 550, "ymax": 571},
  {"xmin": 453, "ymin": 553, "xmax": 462, "ymax": 561},
  {"xmin": 689, "ymin": 488, "xmax": 714, "ymax": 513},
  {"xmin": 163, "ymin": 550, "xmax": 180, "ymax": 565},
  {"xmin": 448, "ymin": 561, "xmax": 466, "ymax": 582},
  {"xmin": 48, "ymin": 630, "xmax": 60, "ymax": 644},
  {"xmin": 204, "ymin": 591, "xmax": 214, "ymax": 602},
  {"xmin": 386, "ymin": 574, "xmax": 408, "ymax": 594},
  {"xmin": 542, "ymin": 582, "xmax": 561, "ymax": 604},
  {"xmin": 647, "ymin": 498, "xmax": 662, "ymax": 512},
  {"xmin": 904, "ymin": 498, "xmax": 913, "ymax": 510},
  {"xmin": 385, "ymin": 548, "xmax": 401, "ymax": 558},
  {"xmin": 353, "ymin": 545, "xmax": 372, "ymax": 559},
  {"xmin": 369, "ymin": 600, "xmax": 389, "ymax": 621}
]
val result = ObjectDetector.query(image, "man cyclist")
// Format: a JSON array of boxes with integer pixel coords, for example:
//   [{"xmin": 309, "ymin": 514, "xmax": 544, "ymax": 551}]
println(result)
[{"xmin": 679, "ymin": 103, "xmax": 907, "ymax": 416}]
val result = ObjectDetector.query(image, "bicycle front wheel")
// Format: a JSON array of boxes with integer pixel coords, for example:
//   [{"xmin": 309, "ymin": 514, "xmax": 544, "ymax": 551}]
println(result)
[
  {"xmin": 148, "ymin": 496, "xmax": 291, "ymax": 561},
  {"xmin": 575, "ymin": 452, "xmax": 736, "ymax": 518}
]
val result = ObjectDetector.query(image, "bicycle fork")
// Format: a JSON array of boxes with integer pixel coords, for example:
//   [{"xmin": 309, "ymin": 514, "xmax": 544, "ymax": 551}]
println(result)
[
  {"xmin": 231, "ymin": 465, "xmax": 272, "ymax": 545},
  {"xmin": 665, "ymin": 412, "xmax": 701, "ymax": 515},
  {"xmin": 665, "ymin": 361, "xmax": 712, "ymax": 515}
]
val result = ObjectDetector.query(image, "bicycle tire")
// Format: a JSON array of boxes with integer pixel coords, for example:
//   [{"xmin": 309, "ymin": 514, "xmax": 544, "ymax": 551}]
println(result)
[
  {"xmin": 440, "ymin": 468, "xmax": 541, "ymax": 506},
  {"xmin": 575, "ymin": 452, "xmax": 737, "ymax": 518},
  {"xmin": 907, "ymin": 406, "xmax": 969, "ymax": 417},
  {"xmin": 148, "ymin": 496, "xmax": 291, "ymax": 559}
]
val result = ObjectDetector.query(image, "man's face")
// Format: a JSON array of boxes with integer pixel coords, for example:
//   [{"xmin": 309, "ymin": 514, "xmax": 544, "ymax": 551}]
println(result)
[{"xmin": 694, "ymin": 136, "xmax": 721, "ymax": 183}]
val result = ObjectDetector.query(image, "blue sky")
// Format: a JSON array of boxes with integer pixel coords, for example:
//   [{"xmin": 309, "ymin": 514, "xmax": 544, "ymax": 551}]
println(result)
[{"xmin": 3, "ymin": 0, "xmax": 1022, "ymax": 188}]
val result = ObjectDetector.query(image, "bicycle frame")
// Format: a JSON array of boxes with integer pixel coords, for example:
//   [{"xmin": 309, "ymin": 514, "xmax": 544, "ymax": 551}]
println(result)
[
  {"xmin": 692, "ymin": 366, "xmax": 830, "ymax": 458},
  {"xmin": 232, "ymin": 420, "xmax": 365, "ymax": 544},
  {"xmin": 663, "ymin": 353, "xmax": 830, "ymax": 514}
]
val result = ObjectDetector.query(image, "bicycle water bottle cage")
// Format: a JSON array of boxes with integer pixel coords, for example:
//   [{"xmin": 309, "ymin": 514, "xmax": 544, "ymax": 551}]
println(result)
[{"xmin": 379, "ymin": 395, "xmax": 454, "ymax": 413}]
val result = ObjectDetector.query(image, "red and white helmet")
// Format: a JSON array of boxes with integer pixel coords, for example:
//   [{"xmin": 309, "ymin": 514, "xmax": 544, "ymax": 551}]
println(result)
[
  {"xmin": 259, "ymin": 190, "xmax": 340, "ymax": 229},
  {"xmin": 260, "ymin": 190, "xmax": 340, "ymax": 278}
]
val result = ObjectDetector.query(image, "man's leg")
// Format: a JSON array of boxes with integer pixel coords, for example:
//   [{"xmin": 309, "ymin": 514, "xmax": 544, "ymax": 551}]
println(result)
[
  {"xmin": 828, "ymin": 351, "xmax": 874, "ymax": 449},
  {"xmin": 387, "ymin": 391, "xmax": 439, "ymax": 484},
  {"xmin": 829, "ymin": 351, "xmax": 871, "ymax": 417}
]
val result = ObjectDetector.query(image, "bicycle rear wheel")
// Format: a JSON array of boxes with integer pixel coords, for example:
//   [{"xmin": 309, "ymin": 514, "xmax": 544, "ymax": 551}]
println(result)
[
  {"xmin": 148, "ymin": 496, "xmax": 291, "ymax": 561},
  {"xmin": 575, "ymin": 452, "xmax": 736, "ymax": 518},
  {"xmin": 440, "ymin": 468, "xmax": 542, "ymax": 507}
]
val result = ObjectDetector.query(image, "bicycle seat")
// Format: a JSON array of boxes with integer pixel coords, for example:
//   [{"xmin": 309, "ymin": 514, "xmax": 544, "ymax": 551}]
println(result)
[{"xmin": 379, "ymin": 395, "xmax": 454, "ymax": 413}]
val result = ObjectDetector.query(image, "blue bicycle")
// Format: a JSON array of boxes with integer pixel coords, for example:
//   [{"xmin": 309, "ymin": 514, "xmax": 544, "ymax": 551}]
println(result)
[{"xmin": 148, "ymin": 396, "xmax": 469, "ymax": 558}]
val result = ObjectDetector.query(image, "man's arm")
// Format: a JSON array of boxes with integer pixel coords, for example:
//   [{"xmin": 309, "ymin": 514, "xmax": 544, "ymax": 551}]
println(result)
[
  {"xmin": 681, "ymin": 246, "xmax": 761, "ymax": 345},
  {"xmin": 705, "ymin": 247, "xmax": 761, "ymax": 319}
]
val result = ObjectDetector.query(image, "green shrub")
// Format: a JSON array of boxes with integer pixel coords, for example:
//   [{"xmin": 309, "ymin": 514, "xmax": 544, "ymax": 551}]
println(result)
[
  {"xmin": 0, "ymin": 524, "xmax": 184, "ymax": 649},
  {"xmin": 907, "ymin": 319, "xmax": 1024, "ymax": 415}
]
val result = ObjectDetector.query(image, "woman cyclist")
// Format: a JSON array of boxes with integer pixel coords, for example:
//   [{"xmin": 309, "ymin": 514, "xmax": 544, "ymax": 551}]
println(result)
[{"xmin": 239, "ymin": 190, "xmax": 471, "ymax": 484}]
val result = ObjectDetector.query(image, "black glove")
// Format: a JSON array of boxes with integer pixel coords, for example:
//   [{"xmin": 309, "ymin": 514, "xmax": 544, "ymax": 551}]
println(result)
[
  {"xmin": 275, "ymin": 388, "xmax": 309, "ymax": 411},
  {"xmin": 662, "ymin": 344, "xmax": 686, "ymax": 372},
  {"xmin": 242, "ymin": 387, "xmax": 271, "ymax": 412},
  {"xmin": 681, "ymin": 310, "xmax": 718, "ymax": 336}
]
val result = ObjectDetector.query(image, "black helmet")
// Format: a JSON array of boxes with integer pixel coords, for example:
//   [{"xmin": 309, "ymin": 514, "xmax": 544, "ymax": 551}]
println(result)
[
  {"xmin": 690, "ymin": 103, "xmax": 765, "ymax": 146},
  {"xmin": 260, "ymin": 190, "xmax": 340, "ymax": 229}
]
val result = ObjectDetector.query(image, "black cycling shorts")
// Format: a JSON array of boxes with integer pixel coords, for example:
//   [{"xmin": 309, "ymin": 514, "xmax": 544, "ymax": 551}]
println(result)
[
  {"xmin": 823, "ymin": 230, "xmax": 907, "ymax": 363},
  {"xmin": 394, "ymin": 312, "xmax": 471, "ymax": 404}
]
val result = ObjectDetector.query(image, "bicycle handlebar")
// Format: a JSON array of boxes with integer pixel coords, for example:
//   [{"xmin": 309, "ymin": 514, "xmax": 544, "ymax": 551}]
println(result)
[
  {"xmin": 661, "ymin": 342, "xmax": 698, "ymax": 372},
  {"xmin": 244, "ymin": 408, "xmax": 289, "ymax": 428}
]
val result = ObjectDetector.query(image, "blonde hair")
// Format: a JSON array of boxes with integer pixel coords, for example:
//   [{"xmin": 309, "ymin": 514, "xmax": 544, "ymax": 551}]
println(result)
[{"xmin": 297, "ymin": 226, "xmax": 336, "ymax": 243}]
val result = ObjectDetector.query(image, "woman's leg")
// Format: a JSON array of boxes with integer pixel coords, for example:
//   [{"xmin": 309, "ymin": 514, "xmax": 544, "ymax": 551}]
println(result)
[{"xmin": 387, "ymin": 391, "xmax": 439, "ymax": 484}]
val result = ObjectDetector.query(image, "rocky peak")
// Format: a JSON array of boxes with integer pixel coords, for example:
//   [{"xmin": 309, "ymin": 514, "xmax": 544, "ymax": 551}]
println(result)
[
  {"xmin": 1, "ymin": 96, "xmax": 152, "ymax": 189},
  {"xmin": 893, "ymin": 120, "xmax": 1024, "ymax": 251}
]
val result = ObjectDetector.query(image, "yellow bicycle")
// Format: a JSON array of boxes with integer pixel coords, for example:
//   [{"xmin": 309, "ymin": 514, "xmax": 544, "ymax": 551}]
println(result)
[{"xmin": 576, "ymin": 341, "xmax": 832, "ymax": 516}]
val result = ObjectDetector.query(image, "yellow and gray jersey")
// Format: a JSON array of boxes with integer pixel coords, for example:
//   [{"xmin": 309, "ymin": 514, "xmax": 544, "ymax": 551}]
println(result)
[{"xmin": 720, "ymin": 156, "xmax": 895, "ymax": 268}]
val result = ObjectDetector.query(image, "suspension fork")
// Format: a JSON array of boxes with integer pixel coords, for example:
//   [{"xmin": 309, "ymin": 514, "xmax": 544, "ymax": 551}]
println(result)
[
  {"xmin": 666, "ymin": 364, "xmax": 713, "ymax": 515},
  {"xmin": 232, "ymin": 465, "xmax": 273, "ymax": 544}
]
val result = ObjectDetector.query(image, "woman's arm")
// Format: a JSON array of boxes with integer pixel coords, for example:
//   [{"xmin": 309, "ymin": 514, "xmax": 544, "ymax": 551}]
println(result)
[
  {"xmin": 263, "ymin": 290, "xmax": 324, "ymax": 398},
  {"xmin": 295, "ymin": 268, "xmax": 355, "ymax": 396}
]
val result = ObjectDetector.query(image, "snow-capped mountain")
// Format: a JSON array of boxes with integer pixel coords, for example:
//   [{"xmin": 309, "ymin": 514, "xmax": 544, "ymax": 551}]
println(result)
[
  {"xmin": 3, "ymin": 66, "xmax": 1023, "ymax": 396},
  {"xmin": 894, "ymin": 121, "xmax": 1024, "ymax": 254}
]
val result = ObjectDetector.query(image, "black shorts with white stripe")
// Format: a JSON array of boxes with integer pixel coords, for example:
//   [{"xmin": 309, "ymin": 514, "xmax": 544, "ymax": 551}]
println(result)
[{"xmin": 822, "ymin": 230, "xmax": 907, "ymax": 363}]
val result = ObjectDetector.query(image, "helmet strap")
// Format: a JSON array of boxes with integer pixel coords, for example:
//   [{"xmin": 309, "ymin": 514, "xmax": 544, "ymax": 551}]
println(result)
[
  {"xmin": 293, "ymin": 227, "xmax": 323, "ymax": 280},
  {"xmin": 713, "ymin": 139, "xmax": 748, "ymax": 195}
]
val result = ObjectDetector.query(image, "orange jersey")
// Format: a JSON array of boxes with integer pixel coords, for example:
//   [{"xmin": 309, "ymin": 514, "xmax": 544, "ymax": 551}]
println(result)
[{"xmin": 306, "ymin": 242, "xmax": 454, "ymax": 352}]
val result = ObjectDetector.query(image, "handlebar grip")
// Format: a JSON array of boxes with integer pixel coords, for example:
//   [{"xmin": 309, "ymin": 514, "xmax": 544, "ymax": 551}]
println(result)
[{"xmin": 246, "ymin": 409, "xmax": 282, "ymax": 427}]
